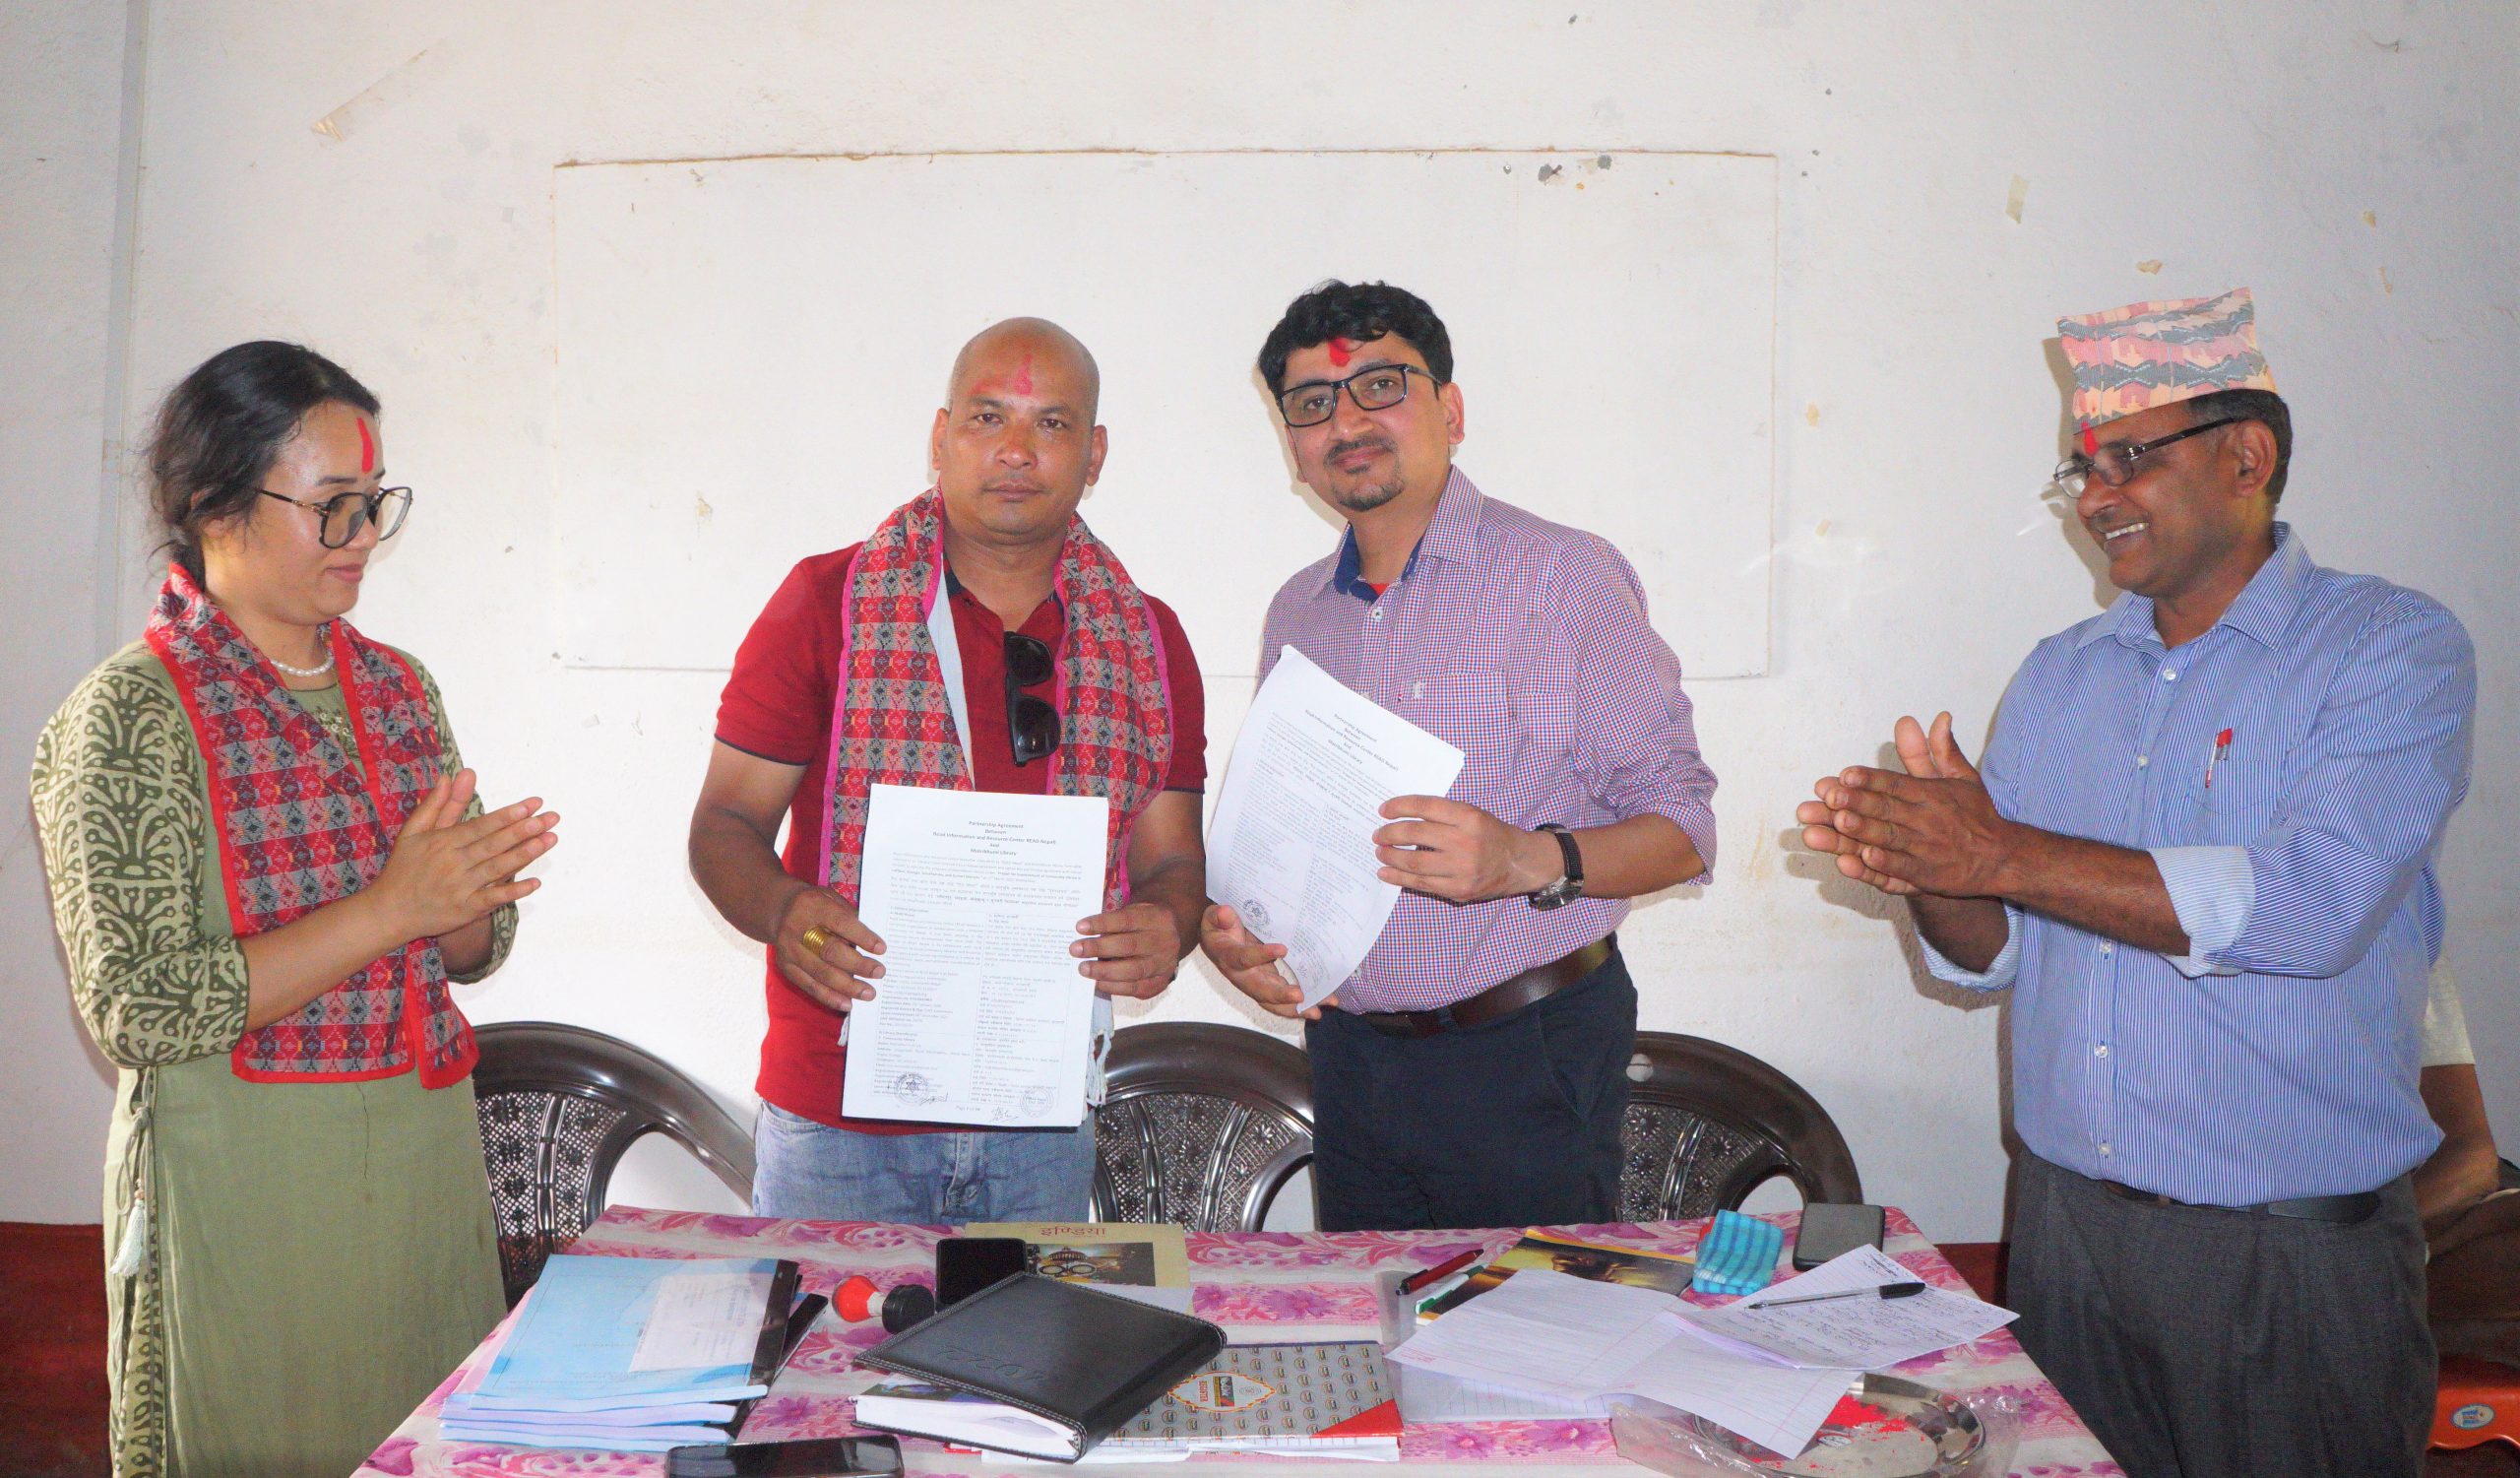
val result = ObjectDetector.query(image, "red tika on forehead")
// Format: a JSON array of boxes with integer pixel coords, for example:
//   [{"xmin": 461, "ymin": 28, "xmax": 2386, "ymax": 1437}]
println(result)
[
  {"xmin": 357, "ymin": 416, "xmax": 375, "ymax": 474},
  {"xmin": 1327, "ymin": 338, "xmax": 1355, "ymax": 367},
  {"xmin": 2082, "ymin": 425, "xmax": 2098, "ymax": 457},
  {"xmin": 1010, "ymin": 353, "xmax": 1033, "ymax": 397}
]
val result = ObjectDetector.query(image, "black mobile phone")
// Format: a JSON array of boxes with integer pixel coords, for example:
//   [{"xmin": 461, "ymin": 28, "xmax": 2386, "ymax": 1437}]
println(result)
[
  {"xmin": 934, "ymin": 1235, "xmax": 1030, "ymax": 1308},
  {"xmin": 664, "ymin": 1435, "xmax": 904, "ymax": 1478},
  {"xmin": 1793, "ymin": 1202, "xmax": 1887, "ymax": 1270}
]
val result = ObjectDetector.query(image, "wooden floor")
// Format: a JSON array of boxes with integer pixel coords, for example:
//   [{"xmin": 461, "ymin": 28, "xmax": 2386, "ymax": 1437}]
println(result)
[{"xmin": 1, "ymin": 1222, "xmax": 2509, "ymax": 1476}]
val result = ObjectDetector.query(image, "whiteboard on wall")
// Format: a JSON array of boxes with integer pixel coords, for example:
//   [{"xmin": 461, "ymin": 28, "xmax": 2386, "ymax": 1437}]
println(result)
[{"xmin": 553, "ymin": 150, "xmax": 1775, "ymax": 677}]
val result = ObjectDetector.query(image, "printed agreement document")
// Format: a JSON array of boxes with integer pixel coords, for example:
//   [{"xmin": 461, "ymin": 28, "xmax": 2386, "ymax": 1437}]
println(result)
[
  {"xmin": 1683, "ymin": 1245, "xmax": 2017, "ymax": 1370},
  {"xmin": 843, "ymin": 784, "xmax": 1108, "ymax": 1125},
  {"xmin": 1389, "ymin": 1267, "xmax": 1854, "ymax": 1459},
  {"xmin": 1207, "ymin": 646, "xmax": 1467, "ymax": 1008}
]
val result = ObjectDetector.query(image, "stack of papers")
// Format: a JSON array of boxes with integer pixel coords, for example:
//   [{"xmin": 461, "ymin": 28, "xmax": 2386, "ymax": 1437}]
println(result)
[
  {"xmin": 1387, "ymin": 1248, "xmax": 2015, "ymax": 1459},
  {"xmin": 439, "ymin": 1254, "xmax": 794, "ymax": 1451}
]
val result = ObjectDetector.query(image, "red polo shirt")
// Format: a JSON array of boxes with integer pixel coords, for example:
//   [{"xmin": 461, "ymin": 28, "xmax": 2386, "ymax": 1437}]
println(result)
[{"xmin": 715, "ymin": 546, "xmax": 1207, "ymax": 1132}]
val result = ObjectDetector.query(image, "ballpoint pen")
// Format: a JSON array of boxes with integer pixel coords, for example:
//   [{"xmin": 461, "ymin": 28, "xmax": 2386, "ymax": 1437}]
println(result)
[
  {"xmin": 1399, "ymin": 1247, "xmax": 1483, "ymax": 1295},
  {"xmin": 1751, "ymin": 1280, "xmax": 1928, "ymax": 1309}
]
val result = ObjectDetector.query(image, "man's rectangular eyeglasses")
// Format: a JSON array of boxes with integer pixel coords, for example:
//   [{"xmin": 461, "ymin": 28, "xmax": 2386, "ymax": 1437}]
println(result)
[
  {"xmin": 1277, "ymin": 364, "xmax": 1440, "ymax": 427},
  {"xmin": 258, "ymin": 486, "xmax": 412, "ymax": 548},
  {"xmin": 2051, "ymin": 420, "xmax": 2235, "ymax": 495},
  {"xmin": 1004, "ymin": 631, "xmax": 1060, "ymax": 767}
]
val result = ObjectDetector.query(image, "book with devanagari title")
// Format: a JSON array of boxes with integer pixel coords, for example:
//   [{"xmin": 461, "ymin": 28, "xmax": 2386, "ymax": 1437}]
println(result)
[{"xmin": 1099, "ymin": 1340, "xmax": 1401, "ymax": 1458}]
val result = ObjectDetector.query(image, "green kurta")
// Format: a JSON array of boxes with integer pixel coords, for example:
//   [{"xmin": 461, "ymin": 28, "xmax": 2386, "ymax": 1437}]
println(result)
[{"xmin": 32, "ymin": 641, "xmax": 514, "ymax": 1478}]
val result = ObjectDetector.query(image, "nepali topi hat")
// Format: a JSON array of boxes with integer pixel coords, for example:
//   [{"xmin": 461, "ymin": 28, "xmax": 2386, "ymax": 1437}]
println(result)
[{"xmin": 2056, "ymin": 287, "xmax": 2277, "ymax": 447}]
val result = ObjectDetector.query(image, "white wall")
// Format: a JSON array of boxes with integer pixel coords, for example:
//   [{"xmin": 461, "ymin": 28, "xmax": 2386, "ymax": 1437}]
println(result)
[
  {"xmin": 0, "ymin": 0, "xmax": 140, "ymax": 1223},
  {"xmin": 6, "ymin": 1, "xmax": 2512, "ymax": 1240}
]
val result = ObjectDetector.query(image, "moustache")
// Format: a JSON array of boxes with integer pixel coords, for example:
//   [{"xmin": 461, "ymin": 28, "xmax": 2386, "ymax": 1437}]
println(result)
[{"xmin": 1326, "ymin": 436, "xmax": 1395, "ymax": 462}]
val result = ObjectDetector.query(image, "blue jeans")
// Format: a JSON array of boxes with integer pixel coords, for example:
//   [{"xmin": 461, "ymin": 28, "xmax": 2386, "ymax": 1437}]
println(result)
[{"xmin": 749, "ymin": 1102, "xmax": 1098, "ymax": 1224}]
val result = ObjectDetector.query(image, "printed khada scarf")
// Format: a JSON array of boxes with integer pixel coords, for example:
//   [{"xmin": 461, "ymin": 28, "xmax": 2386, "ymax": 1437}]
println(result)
[
  {"xmin": 2057, "ymin": 285, "xmax": 2280, "ymax": 451},
  {"xmin": 817, "ymin": 488, "xmax": 1175, "ymax": 909},
  {"xmin": 146, "ymin": 561, "xmax": 475, "ymax": 1086}
]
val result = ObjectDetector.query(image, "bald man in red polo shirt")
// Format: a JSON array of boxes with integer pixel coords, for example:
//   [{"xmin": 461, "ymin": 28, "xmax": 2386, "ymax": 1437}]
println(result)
[{"xmin": 689, "ymin": 319, "xmax": 1208, "ymax": 1222}]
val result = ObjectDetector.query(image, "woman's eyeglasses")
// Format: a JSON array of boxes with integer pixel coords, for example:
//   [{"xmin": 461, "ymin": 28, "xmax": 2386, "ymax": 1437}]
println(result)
[
  {"xmin": 1004, "ymin": 632, "xmax": 1060, "ymax": 767},
  {"xmin": 258, "ymin": 486, "xmax": 413, "ymax": 548}
]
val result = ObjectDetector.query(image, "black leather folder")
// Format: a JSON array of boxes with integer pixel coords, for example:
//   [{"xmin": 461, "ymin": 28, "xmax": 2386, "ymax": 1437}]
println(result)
[{"xmin": 852, "ymin": 1271, "xmax": 1228, "ymax": 1461}]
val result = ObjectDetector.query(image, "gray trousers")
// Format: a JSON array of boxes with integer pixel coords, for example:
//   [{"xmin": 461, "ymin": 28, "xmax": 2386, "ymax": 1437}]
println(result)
[{"xmin": 2011, "ymin": 1151, "xmax": 2433, "ymax": 1478}]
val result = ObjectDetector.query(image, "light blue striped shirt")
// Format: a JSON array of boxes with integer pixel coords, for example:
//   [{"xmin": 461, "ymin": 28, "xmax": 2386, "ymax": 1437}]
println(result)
[{"xmin": 1923, "ymin": 526, "xmax": 2475, "ymax": 1204}]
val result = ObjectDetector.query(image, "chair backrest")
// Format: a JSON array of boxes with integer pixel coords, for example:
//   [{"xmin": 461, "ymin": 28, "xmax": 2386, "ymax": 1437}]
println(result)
[
  {"xmin": 472, "ymin": 1021, "xmax": 756, "ymax": 1305},
  {"xmin": 1618, "ymin": 1030, "xmax": 1861, "ymax": 1221},
  {"xmin": 1091, "ymin": 1022, "xmax": 1313, "ymax": 1233}
]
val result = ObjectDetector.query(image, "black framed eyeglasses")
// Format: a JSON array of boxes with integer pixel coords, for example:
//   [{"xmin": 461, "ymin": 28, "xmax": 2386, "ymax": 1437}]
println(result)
[
  {"xmin": 2051, "ymin": 420, "xmax": 2235, "ymax": 496},
  {"xmin": 1277, "ymin": 363, "xmax": 1440, "ymax": 427},
  {"xmin": 1003, "ymin": 632, "xmax": 1060, "ymax": 767},
  {"xmin": 258, "ymin": 486, "xmax": 413, "ymax": 548}
]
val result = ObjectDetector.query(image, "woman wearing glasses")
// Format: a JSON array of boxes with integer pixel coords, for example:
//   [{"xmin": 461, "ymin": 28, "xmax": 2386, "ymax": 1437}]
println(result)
[{"xmin": 30, "ymin": 342, "xmax": 558, "ymax": 1476}]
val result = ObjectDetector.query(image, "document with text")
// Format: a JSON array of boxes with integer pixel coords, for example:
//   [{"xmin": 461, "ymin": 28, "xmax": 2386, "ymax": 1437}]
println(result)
[
  {"xmin": 1389, "ymin": 1267, "xmax": 1853, "ymax": 1459},
  {"xmin": 842, "ymin": 784, "xmax": 1108, "ymax": 1126},
  {"xmin": 1207, "ymin": 646, "xmax": 1467, "ymax": 1008},
  {"xmin": 1683, "ymin": 1245, "xmax": 2017, "ymax": 1371}
]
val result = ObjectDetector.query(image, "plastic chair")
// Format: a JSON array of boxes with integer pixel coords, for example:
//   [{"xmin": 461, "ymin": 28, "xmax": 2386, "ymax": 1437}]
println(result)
[
  {"xmin": 472, "ymin": 1021, "xmax": 756, "ymax": 1305},
  {"xmin": 2433, "ymin": 1354, "xmax": 2520, "ymax": 1453},
  {"xmin": 2429, "ymin": 1157, "xmax": 2520, "ymax": 1453},
  {"xmin": 1091, "ymin": 1022, "xmax": 1313, "ymax": 1233},
  {"xmin": 1617, "ymin": 1030, "xmax": 1862, "ymax": 1220}
]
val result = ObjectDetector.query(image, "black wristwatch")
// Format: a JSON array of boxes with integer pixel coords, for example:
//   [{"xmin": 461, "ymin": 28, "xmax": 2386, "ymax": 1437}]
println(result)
[{"xmin": 1527, "ymin": 823, "xmax": 1584, "ymax": 910}]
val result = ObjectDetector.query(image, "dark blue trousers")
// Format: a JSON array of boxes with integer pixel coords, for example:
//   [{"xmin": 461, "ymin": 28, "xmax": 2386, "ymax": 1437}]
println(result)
[{"xmin": 1304, "ymin": 943, "xmax": 1635, "ymax": 1232}]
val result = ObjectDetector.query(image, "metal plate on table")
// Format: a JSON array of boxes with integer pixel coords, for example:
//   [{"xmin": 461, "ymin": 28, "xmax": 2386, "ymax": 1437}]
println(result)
[{"xmin": 1682, "ymin": 1375, "xmax": 1987, "ymax": 1477}]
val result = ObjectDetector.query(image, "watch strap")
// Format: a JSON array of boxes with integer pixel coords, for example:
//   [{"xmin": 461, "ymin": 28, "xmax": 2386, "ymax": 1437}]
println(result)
[{"xmin": 1530, "ymin": 823, "xmax": 1583, "ymax": 908}]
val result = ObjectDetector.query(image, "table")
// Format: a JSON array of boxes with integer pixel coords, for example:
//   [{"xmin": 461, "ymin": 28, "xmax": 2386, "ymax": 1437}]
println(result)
[{"xmin": 354, "ymin": 1205, "xmax": 2119, "ymax": 1477}]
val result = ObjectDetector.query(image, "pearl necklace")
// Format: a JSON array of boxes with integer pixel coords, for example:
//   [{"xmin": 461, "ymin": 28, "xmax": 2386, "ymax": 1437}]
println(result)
[{"xmin": 268, "ymin": 629, "xmax": 337, "ymax": 679}]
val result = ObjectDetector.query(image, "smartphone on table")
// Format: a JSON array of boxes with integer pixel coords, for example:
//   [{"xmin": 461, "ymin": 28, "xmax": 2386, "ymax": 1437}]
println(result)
[
  {"xmin": 934, "ymin": 1235, "xmax": 1030, "ymax": 1308},
  {"xmin": 664, "ymin": 1435, "xmax": 904, "ymax": 1478},
  {"xmin": 1792, "ymin": 1202, "xmax": 1887, "ymax": 1270}
]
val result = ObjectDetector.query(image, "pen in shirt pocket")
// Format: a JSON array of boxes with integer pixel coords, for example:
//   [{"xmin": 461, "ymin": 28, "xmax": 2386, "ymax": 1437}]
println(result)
[{"xmin": 2204, "ymin": 728, "xmax": 2234, "ymax": 789}]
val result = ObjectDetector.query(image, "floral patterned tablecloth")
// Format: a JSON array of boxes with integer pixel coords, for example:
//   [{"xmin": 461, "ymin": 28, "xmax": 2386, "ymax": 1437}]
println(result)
[{"xmin": 355, "ymin": 1205, "xmax": 2119, "ymax": 1477}]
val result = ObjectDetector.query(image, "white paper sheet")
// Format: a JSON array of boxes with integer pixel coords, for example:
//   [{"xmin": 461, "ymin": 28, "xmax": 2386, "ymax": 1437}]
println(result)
[
  {"xmin": 1387, "ymin": 1268, "xmax": 1852, "ymax": 1458},
  {"xmin": 1206, "ymin": 647, "xmax": 1467, "ymax": 1007},
  {"xmin": 1396, "ymin": 1367, "xmax": 1610, "ymax": 1424},
  {"xmin": 842, "ymin": 784, "xmax": 1109, "ymax": 1125},
  {"xmin": 627, "ymin": 1270, "xmax": 772, "ymax": 1372},
  {"xmin": 1682, "ymin": 1246, "xmax": 2019, "ymax": 1371}
]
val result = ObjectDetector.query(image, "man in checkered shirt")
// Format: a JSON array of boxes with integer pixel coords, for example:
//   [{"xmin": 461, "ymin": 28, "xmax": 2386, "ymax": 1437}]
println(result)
[{"xmin": 1202, "ymin": 281, "xmax": 1719, "ymax": 1232}]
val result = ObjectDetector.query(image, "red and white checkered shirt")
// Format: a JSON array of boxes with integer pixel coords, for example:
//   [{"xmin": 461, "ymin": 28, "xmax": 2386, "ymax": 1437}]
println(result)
[{"xmin": 1259, "ymin": 468, "xmax": 1718, "ymax": 1011}]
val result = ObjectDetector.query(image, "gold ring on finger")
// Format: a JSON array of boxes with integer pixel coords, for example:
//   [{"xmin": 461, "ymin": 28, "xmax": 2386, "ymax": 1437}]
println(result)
[{"xmin": 800, "ymin": 926, "xmax": 830, "ymax": 953}]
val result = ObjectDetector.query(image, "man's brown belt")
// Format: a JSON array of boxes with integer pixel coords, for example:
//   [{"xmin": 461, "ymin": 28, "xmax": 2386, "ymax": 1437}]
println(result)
[
  {"xmin": 1355, "ymin": 936, "xmax": 1615, "ymax": 1039},
  {"xmin": 2098, "ymin": 1178, "xmax": 2381, "ymax": 1225}
]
